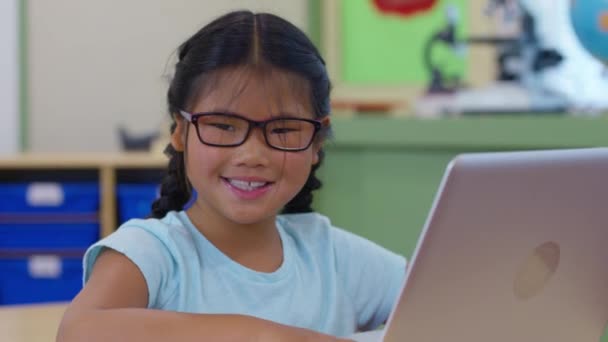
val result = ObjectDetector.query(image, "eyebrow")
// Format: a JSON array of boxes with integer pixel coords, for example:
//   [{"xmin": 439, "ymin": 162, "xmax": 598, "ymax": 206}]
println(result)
[{"xmin": 197, "ymin": 109, "xmax": 313, "ymax": 120}]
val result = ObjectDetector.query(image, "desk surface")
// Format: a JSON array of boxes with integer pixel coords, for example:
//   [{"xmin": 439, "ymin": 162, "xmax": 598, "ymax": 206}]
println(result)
[{"xmin": 0, "ymin": 303, "xmax": 67, "ymax": 342}]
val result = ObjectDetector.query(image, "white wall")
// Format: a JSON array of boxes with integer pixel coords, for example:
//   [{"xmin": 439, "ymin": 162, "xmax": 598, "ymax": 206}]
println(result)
[
  {"xmin": 0, "ymin": 0, "xmax": 20, "ymax": 155},
  {"xmin": 28, "ymin": 0, "xmax": 309, "ymax": 152}
]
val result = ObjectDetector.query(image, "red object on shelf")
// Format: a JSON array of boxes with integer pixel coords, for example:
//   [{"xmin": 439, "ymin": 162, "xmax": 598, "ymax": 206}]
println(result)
[{"xmin": 372, "ymin": 0, "xmax": 437, "ymax": 16}]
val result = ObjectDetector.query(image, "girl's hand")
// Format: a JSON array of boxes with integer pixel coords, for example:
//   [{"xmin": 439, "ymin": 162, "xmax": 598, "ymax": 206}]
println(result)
[
  {"xmin": 290, "ymin": 329, "xmax": 355, "ymax": 342},
  {"xmin": 261, "ymin": 324, "xmax": 355, "ymax": 342}
]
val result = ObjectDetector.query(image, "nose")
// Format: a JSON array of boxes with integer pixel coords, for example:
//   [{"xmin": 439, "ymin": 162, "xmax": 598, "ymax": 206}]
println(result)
[{"xmin": 232, "ymin": 127, "xmax": 271, "ymax": 168}]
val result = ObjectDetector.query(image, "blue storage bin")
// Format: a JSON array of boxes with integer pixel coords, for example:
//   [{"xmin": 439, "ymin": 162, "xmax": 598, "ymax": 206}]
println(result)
[
  {"xmin": 0, "ymin": 182, "xmax": 99, "ymax": 214},
  {"xmin": 0, "ymin": 222, "xmax": 99, "ymax": 249},
  {"xmin": 0, "ymin": 255, "xmax": 83, "ymax": 305},
  {"xmin": 116, "ymin": 183, "xmax": 160, "ymax": 223}
]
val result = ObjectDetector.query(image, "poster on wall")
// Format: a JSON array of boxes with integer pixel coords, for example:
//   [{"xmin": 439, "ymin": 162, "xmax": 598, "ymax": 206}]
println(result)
[{"xmin": 0, "ymin": 0, "xmax": 20, "ymax": 154}]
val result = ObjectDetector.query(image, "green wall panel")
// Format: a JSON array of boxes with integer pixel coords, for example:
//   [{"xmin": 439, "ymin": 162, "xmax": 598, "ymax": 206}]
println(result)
[{"xmin": 341, "ymin": 0, "xmax": 468, "ymax": 84}]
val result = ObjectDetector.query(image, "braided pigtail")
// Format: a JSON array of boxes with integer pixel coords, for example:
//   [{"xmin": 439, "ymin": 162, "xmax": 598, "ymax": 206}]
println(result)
[{"xmin": 150, "ymin": 138, "xmax": 190, "ymax": 218}]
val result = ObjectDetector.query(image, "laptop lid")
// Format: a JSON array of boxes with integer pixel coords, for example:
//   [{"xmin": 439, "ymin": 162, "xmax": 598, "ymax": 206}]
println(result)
[{"xmin": 382, "ymin": 148, "xmax": 608, "ymax": 342}]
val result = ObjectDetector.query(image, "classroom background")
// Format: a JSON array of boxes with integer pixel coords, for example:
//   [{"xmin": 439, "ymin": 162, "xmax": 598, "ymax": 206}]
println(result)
[{"xmin": 2, "ymin": 0, "xmax": 608, "ymax": 340}]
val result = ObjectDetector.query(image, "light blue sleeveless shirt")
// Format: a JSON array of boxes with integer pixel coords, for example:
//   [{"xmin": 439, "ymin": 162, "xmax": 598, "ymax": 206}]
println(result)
[{"xmin": 83, "ymin": 211, "xmax": 406, "ymax": 337}]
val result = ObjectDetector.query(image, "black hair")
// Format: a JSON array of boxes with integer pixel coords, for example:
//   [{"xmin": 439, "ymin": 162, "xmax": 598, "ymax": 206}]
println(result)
[{"xmin": 151, "ymin": 10, "xmax": 332, "ymax": 218}]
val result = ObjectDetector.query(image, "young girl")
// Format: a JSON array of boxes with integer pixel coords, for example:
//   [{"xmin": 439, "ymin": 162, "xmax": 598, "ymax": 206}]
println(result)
[{"xmin": 57, "ymin": 10, "xmax": 406, "ymax": 342}]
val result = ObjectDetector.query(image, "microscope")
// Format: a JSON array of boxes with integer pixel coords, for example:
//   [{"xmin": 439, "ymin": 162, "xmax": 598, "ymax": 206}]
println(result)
[{"xmin": 415, "ymin": 0, "xmax": 569, "ymax": 117}]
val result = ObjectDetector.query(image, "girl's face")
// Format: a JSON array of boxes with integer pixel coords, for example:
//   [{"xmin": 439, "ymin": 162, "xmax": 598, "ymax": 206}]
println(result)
[{"xmin": 173, "ymin": 67, "xmax": 327, "ymax": 226}]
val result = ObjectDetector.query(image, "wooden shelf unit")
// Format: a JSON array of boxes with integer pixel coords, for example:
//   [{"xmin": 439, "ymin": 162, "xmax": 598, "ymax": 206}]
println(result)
[{"xmin": 0, "ymin": 152, "xmax": 168, "ymax": 238}]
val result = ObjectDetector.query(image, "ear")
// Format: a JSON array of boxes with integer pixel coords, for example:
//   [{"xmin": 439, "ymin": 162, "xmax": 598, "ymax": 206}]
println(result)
[
  {"xmin": 170, "ymin": 114, "xmax": 187, "ymax": 152},
  {"xmin": 312, "ymin": 117, "xmax": 331, "ymax": 165}
]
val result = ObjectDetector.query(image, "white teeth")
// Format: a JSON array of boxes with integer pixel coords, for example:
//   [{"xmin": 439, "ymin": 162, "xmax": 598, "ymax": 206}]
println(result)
[{"xmin": 228, "ymin": 179, "xmax": 267, "ymax": 191}]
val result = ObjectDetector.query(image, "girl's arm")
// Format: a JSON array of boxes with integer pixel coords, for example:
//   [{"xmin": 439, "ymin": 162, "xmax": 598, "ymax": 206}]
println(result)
[{"xmin": 56, "ymin": 249, "xmax": 351, "ymax": 342}]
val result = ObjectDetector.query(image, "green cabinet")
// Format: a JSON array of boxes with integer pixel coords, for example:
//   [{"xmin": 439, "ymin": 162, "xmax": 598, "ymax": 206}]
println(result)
[{"xmin": 315, "ymin": 115, "xmax": 608, "ymax": 257}]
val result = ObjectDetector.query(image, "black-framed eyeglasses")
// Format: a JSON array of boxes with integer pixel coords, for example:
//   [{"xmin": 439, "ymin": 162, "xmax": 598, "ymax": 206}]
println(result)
[{"xmin": 179, "ymin": 110, "xmax": 323, "ymax": 152}]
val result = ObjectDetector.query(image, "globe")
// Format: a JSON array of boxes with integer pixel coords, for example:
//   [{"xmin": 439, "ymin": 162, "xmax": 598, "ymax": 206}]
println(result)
[{"xmin": 570, "ymin": 0, "xmax": 608, "ymax": 64}]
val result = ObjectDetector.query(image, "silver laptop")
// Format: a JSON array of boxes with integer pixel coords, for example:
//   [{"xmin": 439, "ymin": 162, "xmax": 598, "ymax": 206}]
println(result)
[{"xmin": 352, "ymin": 148, "xmax": 608, "ymax": 342}]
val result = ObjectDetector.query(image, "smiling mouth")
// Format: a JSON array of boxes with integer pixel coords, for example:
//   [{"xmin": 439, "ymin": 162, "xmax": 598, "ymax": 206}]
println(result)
[{"xmin": 221, "ymin": 177, "xmax": 274, "ymax": 191}]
